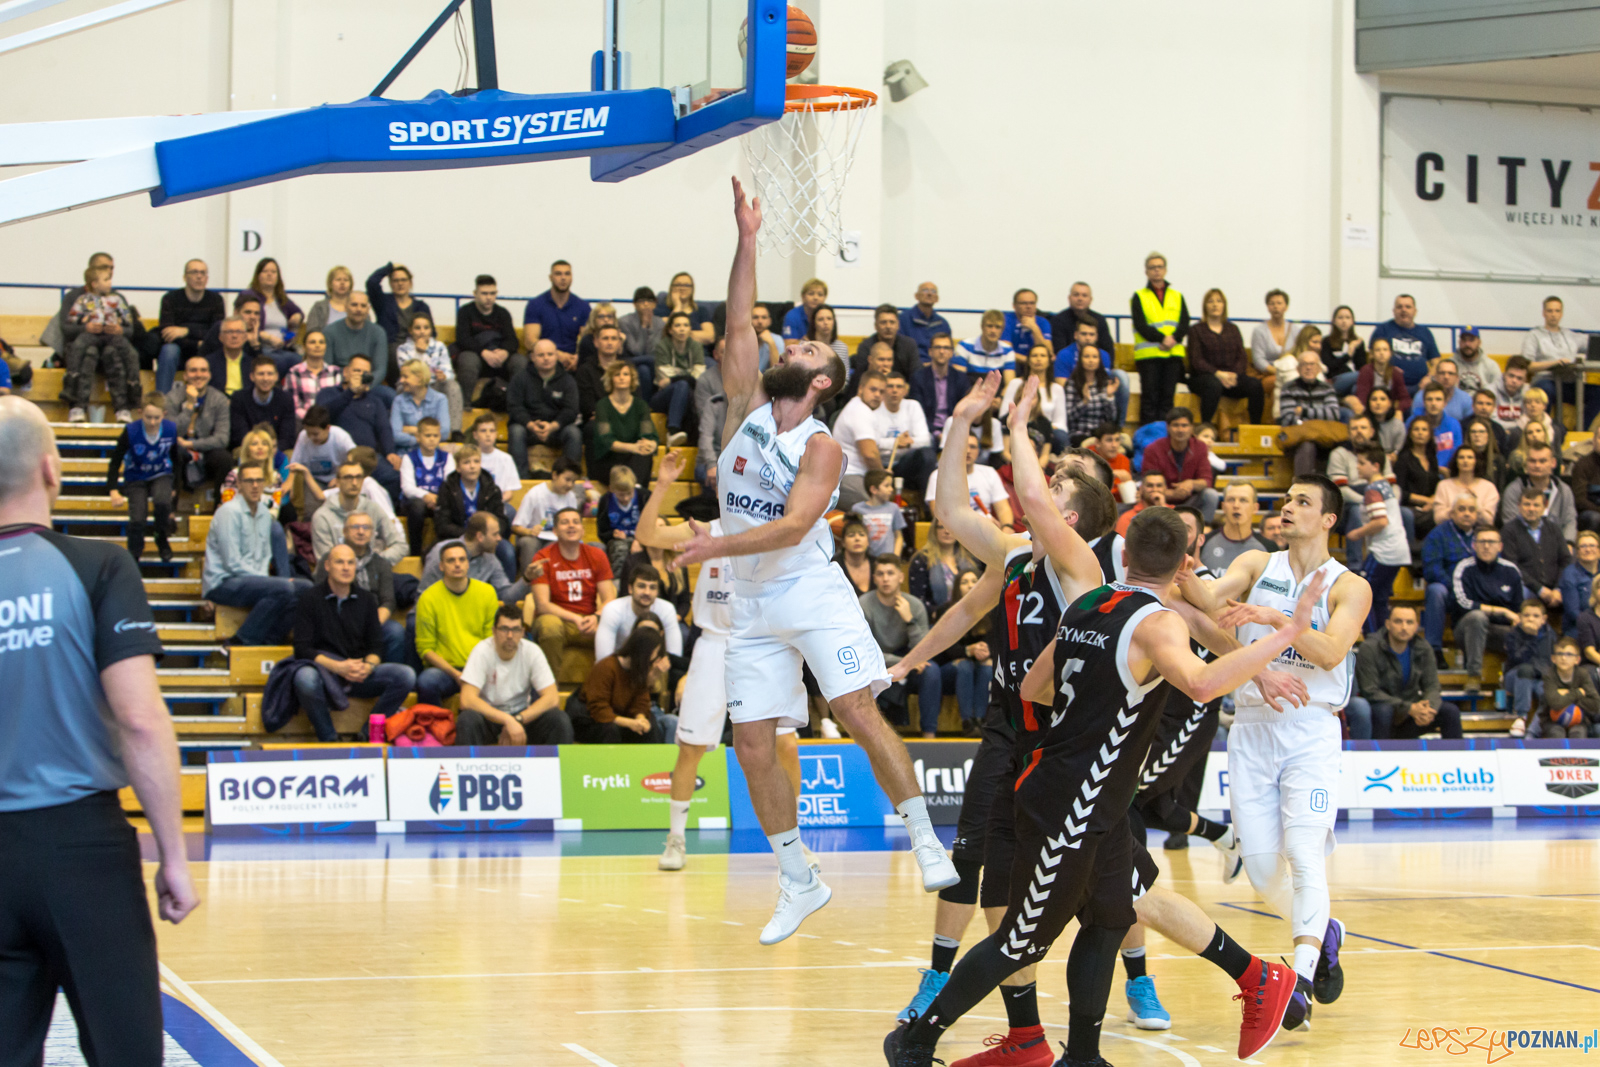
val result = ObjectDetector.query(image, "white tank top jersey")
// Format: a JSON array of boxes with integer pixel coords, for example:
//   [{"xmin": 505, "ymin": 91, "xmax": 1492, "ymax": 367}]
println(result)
[
  {"xmin": 691, "ymin": 520, "xmax": 735, "ymax": 637},
  {"xmin": 1232, "ymin": 551, "xmax": 1353, "ymax": 711},
  {"xmin": 715, "ymin": 403, "xmax": 840, "ymax": 585}
]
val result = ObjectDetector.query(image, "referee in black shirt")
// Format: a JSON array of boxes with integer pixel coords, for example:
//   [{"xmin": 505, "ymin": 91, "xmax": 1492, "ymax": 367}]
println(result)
[{"xmin": 0, "ymin": 398, "xmax": 198, "ymax": 1066}]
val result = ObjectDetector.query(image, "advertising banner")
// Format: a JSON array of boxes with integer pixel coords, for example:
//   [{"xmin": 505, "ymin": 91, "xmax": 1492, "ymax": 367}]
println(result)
[
  {"xmin": 1382, "ymin": 94, "xmax": 1600, "ymax": 283},
  {"xmin": 1344, "ymin": 748, "xmax": 1499, "ymax": 810},
  {"xmin": 207, "ymin": 748, "xmax": 387, "ymax": 835},
  {"xmin": 387, "ymin": 746, "xmax": 563, "ymax": 832},
  {"xmin": 1495, "ymin": 747, "xmax": 1600, "ymax": 808},
  {"xmin": 726, "ymin": 742, "xmax": 898, "ymax": 830},
  {"xmin": 906, "ymin": 741, "xmax": 981, "ymax": 826},
  {"xmin": 560, "ymin": 744, "xmax": 729, "ymax": 830},
  {"xmin": 1198, "ymin": 748, "xmax": 1230, "ymax": 812}
]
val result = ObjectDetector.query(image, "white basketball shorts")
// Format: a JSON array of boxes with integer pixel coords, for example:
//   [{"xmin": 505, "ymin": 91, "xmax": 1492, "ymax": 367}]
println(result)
[
  {"xmin": 675, "ymin": 633, "xmax": 799, "ymax": 747},
  {"xmin": 1227, "ymin": 704, "xmax": 1341, "ymax": 859},
  {"xmin": 725, "ymin": 565, "xmax": 890, "ymax": 725}
]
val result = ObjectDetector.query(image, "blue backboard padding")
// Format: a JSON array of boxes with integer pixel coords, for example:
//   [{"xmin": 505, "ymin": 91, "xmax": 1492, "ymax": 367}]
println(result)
[{"xmin": 151, "ymin": 87, "xmax": 675, "ymax": 205}]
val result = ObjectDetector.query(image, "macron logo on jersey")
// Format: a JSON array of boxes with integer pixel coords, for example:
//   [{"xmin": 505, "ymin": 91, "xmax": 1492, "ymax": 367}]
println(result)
[
  {"xmin": 114, "ymin": 618, "xmax": 155, "ymax": 634},
  {"xmin": 1257, "ymin": 577, "xmax": 1291, "ymax": 596}
]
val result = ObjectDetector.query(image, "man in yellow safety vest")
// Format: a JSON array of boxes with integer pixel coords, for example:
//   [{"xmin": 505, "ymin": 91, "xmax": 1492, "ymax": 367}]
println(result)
[{"xmin": 1131, "ymin": 252, "xmax": 1190, "ymax": 426}]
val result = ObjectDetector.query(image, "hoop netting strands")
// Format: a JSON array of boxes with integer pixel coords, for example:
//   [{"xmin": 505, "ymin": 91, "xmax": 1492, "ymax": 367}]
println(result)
[{"xmin": 743, "ymin": 86, "xmax": 876, "ymax": 256}]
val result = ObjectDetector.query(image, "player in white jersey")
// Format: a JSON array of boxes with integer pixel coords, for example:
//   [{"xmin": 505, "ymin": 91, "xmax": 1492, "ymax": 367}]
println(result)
[
  {"xmin": 635, "ymin": 464, "xmax": 807, "ymax": 872},
  {"xmin": 1177, "ymin": 473, "xmax": 1371, "ymax": 1031},
  {"xmin": 673, "ymin": 180, "xmax": 957, "ymax": 945}
]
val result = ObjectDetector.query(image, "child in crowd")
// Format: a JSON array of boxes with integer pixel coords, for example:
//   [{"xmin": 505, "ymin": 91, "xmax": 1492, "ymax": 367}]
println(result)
[
  {"xmin": 512, "ymin": 459, "xmax": 596, "ymax": 572},
  {"xmin": 287, "ymin": 405, "xmax": 357, "ymax": 506},
  {"xmin": 1533, "ymin": 636, "xmax": 1598, "ymax": 740},
  {"xmin": 397, "ymin": 313, "xmax": 464, "ymax": 435},
  {"xmin": 1348, "ymin": 446, "xmax": 1411, "ymax": 632},
  {"xmin": 65, "ymin": 265, "xmax": 140, "ymax": 423},
  {"xmin": 1506, "ymin": 598, "xmax": 1555, "ymax": 738},
  {"xmin": 1089, "ymin": 422, "xmax": 1135, "ymax": 503},
  {"xmin": 399, "ymin": 416, "xmax": 455, "ymax": 556},
  {"xmin": 106, "ymin": 391, "xmax": 178, "ymax": 561},
  {"xmin": 1196, "ymin": 423, "xmax": 1228, "ymax": 474},
  {"xmin": 596, "ymin": 465, "xmax": 643, "ymax": 573},
  {"xmin": 853, "ymin": 469, "xmax": 907, "ymax": 557}
]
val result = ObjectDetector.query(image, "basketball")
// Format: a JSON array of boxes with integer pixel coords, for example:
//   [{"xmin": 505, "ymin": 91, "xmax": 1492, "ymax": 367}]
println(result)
[
  {"xmin": 1555, "ymin": 703, "xmax": 1584, "ymax": 728},
  {"xmin": 826, "ymin": 508, "xmax": 847, "ymax": 536},
  {"xmin": 786, "ymin": 6, "xmax": 817, "ymax": 78},
  {"xmin": 738, "ymin": 6, "xmax": 817, "ymax": 79}
]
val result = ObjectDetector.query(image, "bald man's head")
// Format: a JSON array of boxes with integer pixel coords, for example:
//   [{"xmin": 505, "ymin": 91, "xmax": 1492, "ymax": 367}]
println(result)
[{"xmin": 0, "ymin": 398, "xmax": 59, "ymax": 507}]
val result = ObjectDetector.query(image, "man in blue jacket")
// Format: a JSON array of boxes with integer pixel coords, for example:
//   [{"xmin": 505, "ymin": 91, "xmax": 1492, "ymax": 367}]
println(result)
[
  {"xmin": 1370, "ymin": 294, "xmax": 1440, "ymax": 393},
  {"xmin": 1450, "ymin": 523, "xmax": 1525, "ymax": 680},
  {"xmin": 316, "ymin": 355, "xmax": 401, "ymax": 505},
  {"xmin": 1421, "ymin": 493, "xmax": 1479, "ymax": 664},
  {"xmin": 908, "ymin": 334, "xmax": 971, "ymax": 439}
]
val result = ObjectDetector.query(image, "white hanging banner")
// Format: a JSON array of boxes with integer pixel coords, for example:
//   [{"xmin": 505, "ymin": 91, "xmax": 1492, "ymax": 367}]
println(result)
[{"xmin": 1381, "ymin": 94, "xmax": 1600, "ymax": 285}]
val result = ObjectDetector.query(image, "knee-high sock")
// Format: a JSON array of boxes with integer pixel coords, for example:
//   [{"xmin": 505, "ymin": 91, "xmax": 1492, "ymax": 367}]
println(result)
[
  {"xmin": 1065, "ymin": 925, "xmax": 1129, "ymax": 1061},
  {"xmin": 1243, "ymin": 852, "xmax": 1294, "ymax": 923},
  {"xmin": 1283, "ymin": 825, "xmax": 1331, "ymax": 943}
]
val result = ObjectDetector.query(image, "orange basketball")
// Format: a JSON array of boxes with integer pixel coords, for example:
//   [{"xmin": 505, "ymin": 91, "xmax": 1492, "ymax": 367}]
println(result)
[
  {"xmin": 786, "ymin": 6, "xmax": 817, "ymax": 78},
  {"xmin": 826, "ymin": 509, "xmax": 846, "ymax": 537}
]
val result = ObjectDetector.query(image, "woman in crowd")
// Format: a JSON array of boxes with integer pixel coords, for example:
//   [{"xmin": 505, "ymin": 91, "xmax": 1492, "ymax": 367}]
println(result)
[
  {"xmin": 284, "ymin": 328, "xmax": 342, "ymax": 422},
  {"xmin": 1367, "ymin": 386, "xmax": 1406, "ymax": 457},
  {"xmin": 367, "ymin": 262, "xmax": 431, "ymax": 347},
  {"xmin": 574, "ymin": 624, "xmax": 671, "ymax": 744},
  {"xmin": 576, "ymin": 301, "xmax": 620, "ymax": 365},
  {"xmin": 620, "ymin": 285, "xmax": 664, "ymax": 364},
  {"xmin": 1505, "ymin": 417, "xmax": 1551, "ymax": 484},
  {"xmin": 1186, "ymin": 287, "xmax": 1264, "ymax": 425},
  {"xmin": 931, "ymin": 569, "xmax": 995, "ymax": 738},
  {"xmin": 1395, "ymin": 414, "xmax": 1442, "ymax": 539},
  {"xmin": 1463, "ymin": 416, "xmax": 1507, "ymax": 490},
  {"xmin": 245, "ymin": 257, "xmax": 302, "ymax": 349},
  {"xmin": 1351, "ymin": 336, "xmax": 1411, "ymax": 416},
  {"xmin": 397, "ymin": 313, "xmax": 464, "ymax": 435},
  {"xmin": 650, "ymin": 311, "xmax": 704, "ymax": 446},
  {"xmin": 835, "ymin": 518, "xmax": 874, "ymax": 595},
  {"xmin": 1517, "ymin": 386, "xmax": 1565, "ymax": 451},
  {"xmin": 1249, "ymin": 289, "xmax": 1297, "ymax": 376},
  {"xmin": 304, "ymin": 266, "xmax": 353, "ymax": 333},
  {"xmin": 807, "ymin": 304, "xmax": 849, "ymax": 362},
  {"xmin": 908, "ymin": 516, "xmax": 980, "ymax": 617},
  {"xmin": 1062, "ymin": 343, "xmax": 1120, "ymax": 440},
  {"xmin": 591, "ymin": 361, "xmax": 658, "ymax": 487},
  {"xmin": 1001, "ymin": 345, "xmax": 1068, "ymax": 451},
  {"xmin": 664, "ymin": 272, "xmax": 716, "ymax": 345},
  {"xmin": 1432, "ymin": 443, "xmax": 1500, "ymax": 528},
  {"xmin": 1323, "ymin": 305, "xmax": 1367, "ymax": 396}
]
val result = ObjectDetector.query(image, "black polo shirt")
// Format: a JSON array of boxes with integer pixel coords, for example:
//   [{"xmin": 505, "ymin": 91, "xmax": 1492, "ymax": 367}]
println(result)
[{"xmin": 294, "ymin": 580, "xmax": 381, "ymax": 663}]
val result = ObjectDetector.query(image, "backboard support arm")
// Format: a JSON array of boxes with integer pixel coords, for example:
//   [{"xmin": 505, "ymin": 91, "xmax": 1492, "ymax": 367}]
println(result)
[
  {"xmin": 371, "ymin": 0, "xmax": 467, "ymax": 99},
  {"xmin": 470, "ymin": 0, "xmax": 497, "ymax": 91}
]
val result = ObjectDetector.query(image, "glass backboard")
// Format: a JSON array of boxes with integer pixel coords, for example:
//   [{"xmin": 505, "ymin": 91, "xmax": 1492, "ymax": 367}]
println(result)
[{"xmin": 603, "ymin": 0, "xmax": 750, "ymax": 114}]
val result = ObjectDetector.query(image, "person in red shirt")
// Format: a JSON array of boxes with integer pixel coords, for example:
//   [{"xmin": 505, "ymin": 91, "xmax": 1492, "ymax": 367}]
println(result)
[
  {"xmin": 1139, "ymin": 406, "xmax": 1219, "ymax": 523},
  {"xmin": 1089, "ymin": 422, "xmax": 1134, "ymax": 501},
  {"xmin": 527, "ymin": 507, "xmax": 618, "ymax": 671},
  {"xmin": 1115, "ymin": 471, "xmax": 1168, "ymax": 536}
]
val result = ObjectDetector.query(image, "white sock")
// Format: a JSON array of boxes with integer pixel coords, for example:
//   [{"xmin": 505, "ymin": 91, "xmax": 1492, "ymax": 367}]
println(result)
[
  {"xmin": 1293, "ymin": 942, "xmax": 1319, "ymax": 983},
  {"xmin": 767, "ymin": 829, "xmax": 814, "ymax": 884},
  {"xmin": 1215, "ymin": 824, "xmax": 1236, "ymax": 849},
  {"xmin": 669, "ymin": 799, "xmax": 691, "ymax": 839},
  {"xmin": 897, "ymin": 795, "xmax": 935, "ymax": 841}
]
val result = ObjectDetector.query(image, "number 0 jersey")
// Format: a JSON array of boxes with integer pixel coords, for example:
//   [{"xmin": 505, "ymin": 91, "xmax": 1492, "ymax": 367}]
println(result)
[{"xmin": 715, "ymin": 403, "xmax": 839, "ymax": 585}]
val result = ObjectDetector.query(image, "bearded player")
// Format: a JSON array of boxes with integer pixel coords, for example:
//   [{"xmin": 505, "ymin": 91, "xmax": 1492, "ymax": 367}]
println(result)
[{"xmin": 673, "ymin": 179, "xmax": 957, "ymax": 946}]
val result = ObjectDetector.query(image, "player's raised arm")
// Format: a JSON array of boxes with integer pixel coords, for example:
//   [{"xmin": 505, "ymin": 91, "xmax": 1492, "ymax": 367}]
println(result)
[
  {"xmin": 674, "ymin": 431, "xmax": 843, "ymax": 567},
  {"xmin": 1177, "ymin": 547, "xmax": 1267, "ymax": 615},
  {"xmin": 1214, "ymin": 569, "xmax": 1370, "ymax": 672},
  {"xmin": 635, "ymin": 450, "xmax": 696, "ymax": 550},
  {"xmin": 1142, "ymin": 572, "xmax": 1327, "ymax": 704},
  {"xmin": 1007, "ymin": 377, "xmax": 1101, "ymax": 599},
  {"xmin": 721, "ymin": 177, "xmax": 767, "ymax": 448},
  {"xmin": 890, "ymin": 564, "xmax": 1004, "ymax": 680},
  {"xmin": 1166, "ymin": 593, "xmax": 1308, "ymax": 711},
  {"xmin": 934, "ymin": 371, "xmax": 1016, "ymax": 569}
]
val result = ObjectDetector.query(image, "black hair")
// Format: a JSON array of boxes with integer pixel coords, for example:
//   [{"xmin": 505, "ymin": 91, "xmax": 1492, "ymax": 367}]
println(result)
[
  {"xmin": 475, "ymin": 274, "xmax": 496, "ymax": 288},
  {"xmin": 1289, "ymin": 473, "xmax": 1344, "ymax": 526}
]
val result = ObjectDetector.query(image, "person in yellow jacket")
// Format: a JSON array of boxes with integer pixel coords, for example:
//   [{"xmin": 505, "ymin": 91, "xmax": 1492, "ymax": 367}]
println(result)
[{"xmin": 1131, "ymin": 252, "xmax": 1190, "ymax": 426}]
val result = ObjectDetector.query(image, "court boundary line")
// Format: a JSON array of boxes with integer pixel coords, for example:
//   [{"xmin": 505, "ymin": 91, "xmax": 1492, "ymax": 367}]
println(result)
[
  {"xmin": 185, "ymin": 959, "xmax": 925, "ymax": 986},
  {"xmin": 561, "ymin": 1043, "xmax": 621, "ymax": 1067},
  {"xmin": 159, "ymin": 964, "xmax": 288, "ymax": 1067}
]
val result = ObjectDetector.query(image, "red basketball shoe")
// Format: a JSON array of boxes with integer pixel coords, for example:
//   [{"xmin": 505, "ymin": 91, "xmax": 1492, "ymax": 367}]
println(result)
[
  {"xmin": 1235, "ymin": 957, "xmax": 1296, "ymax": 1059},
  {"xmin": 950, "ymin": 1026, "xmax": 1052, "ymax": 1067}
]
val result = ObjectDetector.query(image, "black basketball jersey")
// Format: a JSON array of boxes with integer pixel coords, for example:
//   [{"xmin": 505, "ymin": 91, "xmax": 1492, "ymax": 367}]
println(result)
[
  {"xmin": 995, "ymin": 544, "xmax": 1071, "ymax": 737},
  {"xmin": 1087, "ymin": 533, "xmax": 1126, "ymax": 585},
  {"xmin": 1013, "ymin": 583, "xmax": 1174, "ymax": 813}
]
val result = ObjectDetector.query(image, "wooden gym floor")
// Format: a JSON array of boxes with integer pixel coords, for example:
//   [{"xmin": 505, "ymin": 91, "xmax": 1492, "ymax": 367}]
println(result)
[{"xmin": 50, "ymin": 821, "xmax": 1600, "ymax": 1066}]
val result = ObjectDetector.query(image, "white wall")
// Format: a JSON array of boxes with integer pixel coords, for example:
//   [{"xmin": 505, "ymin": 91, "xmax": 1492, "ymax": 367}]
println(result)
[{"xmin": 0, "ymin": 0, "xmax": 1596, "ymax": 350}]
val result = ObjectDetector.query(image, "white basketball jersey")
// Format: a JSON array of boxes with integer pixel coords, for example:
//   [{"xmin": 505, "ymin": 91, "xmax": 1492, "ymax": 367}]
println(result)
[
  {"xmin": 691, "ymin": 520, "xmax": 736, "ymax": 636},
  {"xmin": 716, "ymin": 403, "xmax": 839, "ymax": 584},
  {"xmin": 1232, "ymin": 551, "xmax": 1352, "ymax": 711}
]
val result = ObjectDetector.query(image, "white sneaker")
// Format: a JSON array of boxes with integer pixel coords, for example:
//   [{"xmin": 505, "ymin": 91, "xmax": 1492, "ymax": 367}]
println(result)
[
  {"xmin": 659, "ymin": 833, "xmax": 686, "ymax": 871},
  {"xmin": 1215, "ymin": 825, "xmax": 1244, "ymax": 884},
  {"xmin": 819, "ymin": 718, "xmax": 841, "ymax": 739},
  {"xmin": 759, "ymin": 871, "xmax": 831, "ymax": 945},
  {"xmin": 667, "ymin": 431, "xmax": 688, "ymax": 447},
  {"xmin": 114, "ymin": 408, "xmax": 133, "ymax": 423},
  {"xmin": 67, "ymin": 407, "xmax": 87, "ymax": 423},
  {"xmin": 911, "ymin": 835, "xmax": 960, "ymax": 892}
]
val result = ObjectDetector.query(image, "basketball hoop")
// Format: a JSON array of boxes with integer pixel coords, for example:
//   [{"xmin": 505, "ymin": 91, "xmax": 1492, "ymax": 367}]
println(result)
[{"xmin": 744, "ymin": 84, "xmax": 877, "ymax": 257}]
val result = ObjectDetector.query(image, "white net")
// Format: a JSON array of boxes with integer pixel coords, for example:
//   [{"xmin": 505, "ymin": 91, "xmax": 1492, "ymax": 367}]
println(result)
[{"xmin": 742, "ymin": 86, "xmax": 876, "ymax": 257}]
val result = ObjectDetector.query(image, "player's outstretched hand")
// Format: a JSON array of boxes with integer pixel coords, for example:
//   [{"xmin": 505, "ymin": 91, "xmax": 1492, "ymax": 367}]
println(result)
[
  {"xmin": 1255, "ymin": 670, "xmax": 1309, "ymax": 713},
  {"xmin": 657, "ymin": 449, "xmax": 685, "ymax": 484},
  {"xmin": 952, "ymin": 371, "xmax": 1002, "ymax": 424},
  {"xmin": 672, "ymin": 519, "xmax": 718, "ymax": 569},
  {"xmin": 156, "ymin": 860, "xmax": 200, "ymax": 924},
  {"xmin": 1008, "ymin": 377, "xmax": 1039, "ymax": 433},
  {"xmin": 1289, "ymin": 571, "xmax": 1328, "ymax": 632},
  {"xmin": 1215, "ymin": 598, "xmax": 1288, "ymax": 631},
  {"xmin": 732, "ymin": 176, "xmax": 762, "ymax": 236}
]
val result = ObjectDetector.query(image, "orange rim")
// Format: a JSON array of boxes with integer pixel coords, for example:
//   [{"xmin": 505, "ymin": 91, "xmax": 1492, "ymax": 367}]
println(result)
[{"xmin": 783, "ymin": 84, "xmax": 878, "ymax": 113}]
